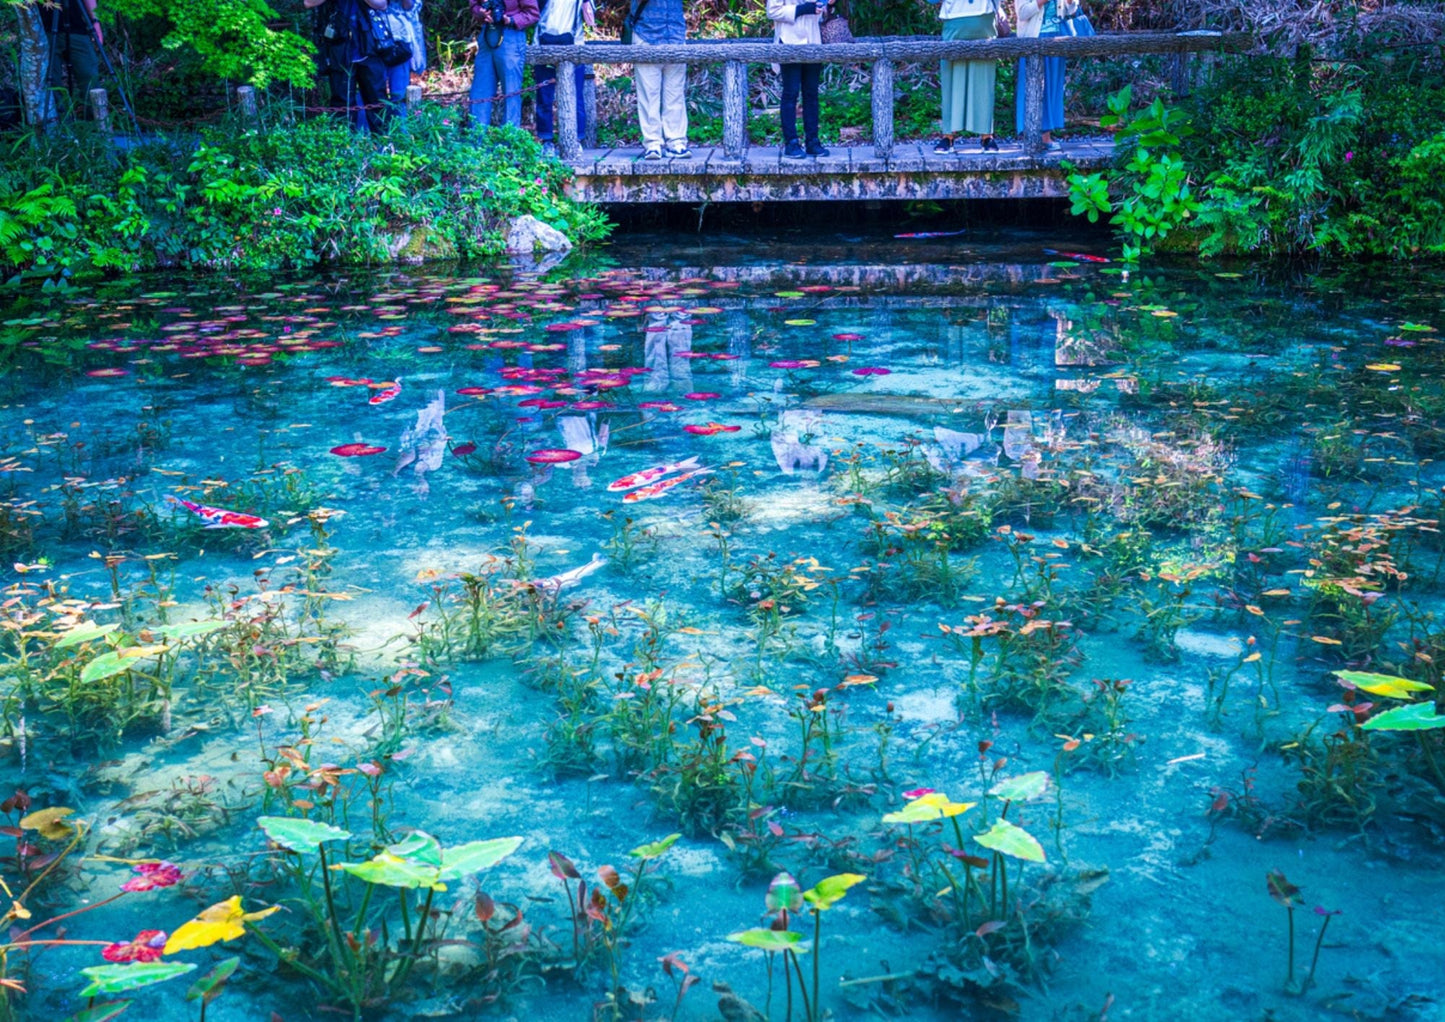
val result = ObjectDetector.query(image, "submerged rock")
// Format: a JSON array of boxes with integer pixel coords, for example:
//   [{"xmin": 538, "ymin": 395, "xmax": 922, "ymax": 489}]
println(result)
[{"xmin": 1174, "ymin": 628, "xmax": 1245, "ymax": 659}]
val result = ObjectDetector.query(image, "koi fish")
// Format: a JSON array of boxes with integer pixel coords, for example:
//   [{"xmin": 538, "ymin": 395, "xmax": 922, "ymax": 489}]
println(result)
[
  {"xmin": 1043, "ymin": 249, "xmax": 1111, "ymax": 263},
  {"xmin": 370, "ymin": 378, "xmax": 403, "ymax": 405},
  {"xmin": 607, "ymin": 455, "xmax": 701, "ymax": 493},
  {"xmin": 166, "ymin": 495, "xmax": 269, "ymax": 529},
  {"xmin": 894, "ymin": 229, "xmax": 967, "ymax": 239},
  {"xmin": 621, "ymin": 467, "xmax": 714, "ymax": 504},
  {"xmin": 503, "ymin": 553, "xmax": 608, "ymax": 593}
]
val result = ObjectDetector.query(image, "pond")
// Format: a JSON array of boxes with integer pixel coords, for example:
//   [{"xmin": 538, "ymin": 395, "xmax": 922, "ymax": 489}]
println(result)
[{"xmin": 1, "ymin": 226, "xmax": 1443, "ymax": 1022}]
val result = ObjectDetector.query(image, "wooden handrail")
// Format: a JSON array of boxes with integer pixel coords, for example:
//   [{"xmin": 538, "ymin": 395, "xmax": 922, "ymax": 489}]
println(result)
[{"xmin": 534, "ymin": 31, "xmax": 1247, "ymax": 163}]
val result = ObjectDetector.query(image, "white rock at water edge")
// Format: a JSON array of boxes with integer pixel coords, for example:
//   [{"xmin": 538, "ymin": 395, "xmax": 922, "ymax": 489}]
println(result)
[{"xmin": 504, "ymin": 215, "xmax": 573, "ymax": 255}]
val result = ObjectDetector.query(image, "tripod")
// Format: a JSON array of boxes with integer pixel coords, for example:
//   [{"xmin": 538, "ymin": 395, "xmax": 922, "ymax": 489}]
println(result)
[{"xmin": 44, "ymin": 0, "xmax": 139, "ymax": 136}]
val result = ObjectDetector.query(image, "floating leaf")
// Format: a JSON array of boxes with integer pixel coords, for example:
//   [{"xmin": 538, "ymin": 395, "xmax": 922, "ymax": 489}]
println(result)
[
  {"xmin": 881, "ymin": 792, "xmax": 975, "ymax": 825},
  {"xmin": 437, "ymin": 837, "xmax": 523, "ymax": 881},
  {"xmin": 1266, "ymin": 870, "xmax": 1301, "ymax": 907},
  {"xmin": 803, "ymin": 873, "xmax": 865, "ymax": 911},
  {"xmin": 257, "ymin": 816, "xmax": 352, "ymax": 854},
  {"xmin": 81, "ymin": 645, "xmax": 170, "ymax": 684},
  {"xmin": 78, "ymin": 962, "xmax": 196, "ymax": 998},
  {"xmin": 19, "ymin": 806, "xmax": 76, "ymax": 840},
  {"xmin": 1399, "ymin": 322, "xmax": 1435, "ymax": 332},
  {"xmin": 1360, "ymin": 702, "xmax": 1445, "ymax": 732},
  {"xmin": 989, "ymin": 771, "xmax": 1050, "ymax": 803},
  {"xmin": 548, "ymin": 850, "xmax": 581, "ymax": 880},
  {"xmin": 973, "ymin": 820, "xmax": 1045, "ymax": 863},
  {"xmin": 54, "ymin": 621, "xmax": 119, "ymax": 649},
  {"xmin": 728, "ymin": 928, "xmax": 807, "ymax": 952},
  {"xmin": 185, "ymin": 957, "xmax": 239, "ymax": 1006},
  {"xmin": 629, "ymin": 833, "xmax": 680, "ymax": 860},
  {"xmin": 164, "ymin": 897, "xmax": 279, "ymax": 954},
  {"xmin": 1334, "ymin": 671, "xmax": 1434, "ymax": 700},
  {"xmin": 1364, "ymin": 363, "xmax": 1401, "ymax": 372},
  {"xmin": 62, "ymin": 1003, "xmax": 131, "ymax": 1022}
]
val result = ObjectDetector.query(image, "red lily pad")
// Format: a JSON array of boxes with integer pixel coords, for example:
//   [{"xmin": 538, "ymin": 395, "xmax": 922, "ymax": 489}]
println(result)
[
  {"xmin": 526, "ymin": 448, "xmax": 584, "ymax": 464},
  {"xmin": 330, "ymin": 443, "xmax": 388, "ymax": 457}
]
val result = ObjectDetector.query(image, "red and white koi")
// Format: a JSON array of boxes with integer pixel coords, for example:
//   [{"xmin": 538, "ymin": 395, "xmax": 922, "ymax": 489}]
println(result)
[
  {"xmin": 621, "ymin": 467, "xmax": 714, "ymax": 504},
  {"xmin": 369, "ymin": 378, "xmax": 403, "ymax": 405},
  {"xmin": 166, "ymin": 495, "xmax": 269, "ymax": 530},
  {"xmin": 1043, "ymin": 249, "xmax": 1111, "ymax": 263},
  {"xmin": 606, "ymin": 455, "xmax": 701, "ymax": 493}
]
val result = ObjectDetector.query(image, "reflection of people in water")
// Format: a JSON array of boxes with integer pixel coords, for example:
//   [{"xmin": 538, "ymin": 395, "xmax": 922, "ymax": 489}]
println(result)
[
  {"xmin": 393, "ymin": 389, "xmax": 449, "ymax": 498},
  {"xmin": 770, "ymin": 410, "xmax": 828, "ymax": 476},
  {"xmin": 643, "ymin": 312, "xmax": 694, "ymax": 393},
  {"xmin": 557, "ymin": 413, "xmax": 609, "ymax": 489}
]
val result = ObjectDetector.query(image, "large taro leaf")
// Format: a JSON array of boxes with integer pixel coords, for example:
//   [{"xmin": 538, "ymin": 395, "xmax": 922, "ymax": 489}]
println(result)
[
  {"xmin": 1360, "ymin": 702, "xmax": 1445, "ymax": 731},
  {"xmin": 803, "ymin": 873, "xmax": 865, "ymax": 911},
  {"xmin": 257, "ymin": 816, "xmax": 351, "ymax": 854},
  {"xmin": 185, "ymin": 956, "xmax": 240, "ymax": 1006},
  {"xmin": 989, "ymin": 771, "xmax": 1050, "ymax": 803},
  {"xmin": 63, "ymin": 1003, "xmax": 131, "ymax": 1022},
  {"xmin": 164, "ymin": 896, "xmax": 279, "ymax": 954},
  {"xmin": 629, "ymin": 832, "xmax": 681, "ymax": 860},
  {"xmin": 437, "ymin": 836, "xmax": 523, "ymax": 881},
  {"xmin": 54, "ymin": 621, "xmax": 119, "ymax": 649},
  {"xmin": 20, "ymin": 805, "xmax": 77, "ymax": 840},
  {"xmin": 156, "ymin": 620, "xmax": 227, "ymax": 642},
  {"xmin": 727, "ymin": 928, "xmax": 807, "ymax": 953},
  {"xmin": 765, "ymin": 871, "xmax": 804, "ymax": 913},
  {"xmin": 1335, "ymin": 671, "xmax": 1435, "ymax": 700},
  {"xmin": 881, "ymin": 792, "xmax": 974, "ymax": 825},
  {"xmin": 78, "ymin": 962, "xmax": 196, "ymax": 998},
  {"xmin": 973, "ymin": 820, "xmax": 1046, "ymax": 863},
  {"xmin": 81, "ymin": 645, "xmax": 170, "ymax": 684}
]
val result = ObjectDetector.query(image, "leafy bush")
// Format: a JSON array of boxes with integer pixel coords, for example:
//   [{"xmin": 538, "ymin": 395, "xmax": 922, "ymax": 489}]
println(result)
[{"xmin": 0, "ymin": 109, "xmax": 609, "ymax": 284}]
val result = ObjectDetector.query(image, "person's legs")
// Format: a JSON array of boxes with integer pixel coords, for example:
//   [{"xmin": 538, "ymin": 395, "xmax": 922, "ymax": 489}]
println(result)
[
  {"xmin": 501, "ymin": 27, "xmax": 525, "ymax": 127},
  {"xmin": 470, "ymin": 34, "xmax": 500, "ymax": 125},
  {"xmin": 1043, "ymin": 55, "xmax": 1065, "ymax": 133},
  {"xmin": 660, "ymin": 62, "xmax": 687, "ymax": 149},
  {"xmin": 801, "ymin": 63, "xmax": 821, "ymax": 145},
  {"xmin": 354, "ymin": 56, "xmax": 390, "ymax": 134},
  {"xmin": 780, "ymin": 63, "xmax": 802, "ymax": 144},
  {"xmin": 1014, "ymin": 57, "xmax": 1026, "ymax": 137},
  {"xmin": 634, "ymin": 61, "xmax": 664, "ymax": 152},
  {"xmin": 574, "ymin": 62, "xmax": 588, "ymax": 143},
  {"xmin": 963, "ymin": 58, "xmax": 996, "ymax": 139},
  {"xmin": 66, "ymin": 33, "xmax": 98, "ymax": 117},
  {"xmin": 535, "ymin": 61, "xmax": 557, "ymax": 141},
  {"xmin": 386, "ymin": 60, "xmax": 410, "ymax": 118}
]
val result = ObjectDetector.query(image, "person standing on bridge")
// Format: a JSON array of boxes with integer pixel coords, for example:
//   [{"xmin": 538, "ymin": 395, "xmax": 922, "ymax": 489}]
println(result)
[
  {"xmin": 535, "ymin": 0, "xmax": 595, "ymax": 156},
  {"xmin": 628, "ymin": 0, "xmax": 691, "ymax": 159},
  {"xmin": 1015, "ymin": 0, "xmax": 1076, "ymax": 151},
  {"xmin": 767, "ymin": 0, "xmax": 830, "ymax": 159},
  {"xmin": 932, "ymin": 0, "xmax": 999, "ymax": 154}
]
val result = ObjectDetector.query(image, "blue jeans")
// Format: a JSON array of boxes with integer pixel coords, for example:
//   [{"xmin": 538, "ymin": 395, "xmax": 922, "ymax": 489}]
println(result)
[
  {"xmin": 535, "ymin": 32, "xmax": 587, "ymax": 143},
  {"xmin": 1015, "ymin": 36, "xmax": 1065, "ymax": 135},
  {"xmin": 470, "ymin": 26, "xmax": 525, "ymax": 127},
  {"xmin": 386, "ymin": 60, "xmax": 411, "ymax": 118}
]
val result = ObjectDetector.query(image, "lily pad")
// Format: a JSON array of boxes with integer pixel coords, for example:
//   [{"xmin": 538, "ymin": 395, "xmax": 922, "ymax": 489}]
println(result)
[
  {"xmin": 1361, "ymin": 702, "xmax": 1445, "ymax": 731},
  {"xmin": 989, "ymin": 771, "xmax": 1050, "ymax": 803},
  {"xmin": 973, "ymin": 820, "xmax": 1046, "ymax": 863},
  {"xmin": 79, "ymin": 962, "xmax": 196, "ymax": 998},
  {"xmin": 437, "ymin": 836, "xmax": 524, "ymax": 880},
  {"xmin": 1335, "ymin": 671, "xmax": 1434, "ymax": 700},
  {"xmin": 728, "ymin": 928, "xmax": 807, "ymax": 952},
  {"xmin": 257, "ymin": 816, "xmax": 352, "ymax": 854}
]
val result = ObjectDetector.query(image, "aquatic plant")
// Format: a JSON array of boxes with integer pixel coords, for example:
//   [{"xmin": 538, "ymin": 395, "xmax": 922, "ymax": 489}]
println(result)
[{"xmin": 1266, "ymin": 870, "xmax": 1303, "ymax": 993}]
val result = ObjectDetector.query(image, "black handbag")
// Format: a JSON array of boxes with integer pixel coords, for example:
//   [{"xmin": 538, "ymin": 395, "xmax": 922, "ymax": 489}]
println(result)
[{"xmin": 368, "ymin": 8, "xmax": 414, "ymax": 66}]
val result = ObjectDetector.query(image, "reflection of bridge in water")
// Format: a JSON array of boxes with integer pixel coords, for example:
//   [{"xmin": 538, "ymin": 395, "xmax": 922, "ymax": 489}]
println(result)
[{"xmin": 524, "ymin": 33, "xmax": 1244, "ymax": 204}]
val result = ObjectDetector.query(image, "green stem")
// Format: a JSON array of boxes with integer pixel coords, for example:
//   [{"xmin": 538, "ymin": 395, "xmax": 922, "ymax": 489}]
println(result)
[
  {"xmin": 788, "ymin": 947, "xmax": 813, "ymax": 1022},
  {"xmin": 1285, "ymin": 906, "xmax": 1296, "ymax": 989},
  {"xmin": 1303, "ymin": 914, "xmax": 1332, "ymax": 992},
  {"xmin": 811, "ymin": 911, "xmax": 821, "ymax": 1022},
  {"xmin": 393, "ymin": 886, "xmax": 435, "ymax": 991},
  {"xmin": 248, "ymin": 925, "xmax": 338, "ymax": 993}
]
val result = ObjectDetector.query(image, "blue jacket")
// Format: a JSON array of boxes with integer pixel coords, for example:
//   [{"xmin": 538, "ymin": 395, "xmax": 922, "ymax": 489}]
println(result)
[{"xmin": 631, "ymin": 0, "xmax": 685, "ymax": 44}]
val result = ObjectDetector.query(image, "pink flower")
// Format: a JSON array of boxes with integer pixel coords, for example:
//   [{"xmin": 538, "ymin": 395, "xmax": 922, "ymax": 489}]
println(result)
[
  {"xmin": 121, "ymin": 861, "xmax": 183, "ymax": 892},
  {"xmin": 102, "ymin": 930, "xmax": 168, "ymax": 963},
  {"xmin": 1344, "ymin": 151, "xmax": 1354, "ymax": 162}
]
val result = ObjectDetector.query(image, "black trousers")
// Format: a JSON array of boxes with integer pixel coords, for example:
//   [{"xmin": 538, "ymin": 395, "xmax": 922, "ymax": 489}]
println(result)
[
  {"xmin": 780, "ymin": 62, "xmax": 821, "ymax": 144},
  {"xmin": 327, "ymin": 55, "xmax": 389, "ymax": 134}
]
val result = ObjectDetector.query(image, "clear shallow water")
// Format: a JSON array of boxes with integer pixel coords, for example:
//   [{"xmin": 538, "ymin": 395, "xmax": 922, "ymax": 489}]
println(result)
[{"xmin": 1, "ymin": 230, "xmax": 1444, "ymax": 1022}]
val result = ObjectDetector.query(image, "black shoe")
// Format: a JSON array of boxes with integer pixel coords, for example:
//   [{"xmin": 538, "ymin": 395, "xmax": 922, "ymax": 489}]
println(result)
[
  {"xmin": 784, "ymin": 140, "xmax": 807, "ymax": 160},
  {"xmin": 932, "ymin": 136, "xmax": 954, "ymax": 154},
  {"xmin": 805, "ymin": 140, "xmax": 830, "ymax": 157},
  {"xmin": 981, "ymin": 135, "xmax": 999, "ymax": 152}
]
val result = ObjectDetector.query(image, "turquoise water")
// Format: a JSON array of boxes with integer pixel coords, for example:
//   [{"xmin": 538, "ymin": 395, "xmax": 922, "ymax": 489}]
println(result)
[{"xmin": 1, "ymin": 231, "xmax": 1444, "ymax": 1022}]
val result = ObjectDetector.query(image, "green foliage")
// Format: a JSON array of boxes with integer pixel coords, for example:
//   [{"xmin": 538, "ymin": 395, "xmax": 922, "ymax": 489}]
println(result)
[
  {"xmin": 0, "ymin": 111, "xmax": 609, "ymax": 284},
  {"xmin": 107, "ymin": 0, "xmax": 316, "ymax": 88},
  {"xmin": 1065, "ymin": 86, "xmax": 1201, "ymax": 264}
]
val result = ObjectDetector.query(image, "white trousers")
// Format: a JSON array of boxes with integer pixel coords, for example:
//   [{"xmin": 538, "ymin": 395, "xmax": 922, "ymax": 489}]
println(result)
[{"xmin": 634, "ymin": 54, "xmax": 688, "ymax": 149}]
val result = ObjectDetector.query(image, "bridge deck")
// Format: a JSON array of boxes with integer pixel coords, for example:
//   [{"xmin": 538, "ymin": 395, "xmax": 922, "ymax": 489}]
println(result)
[{"xmin": 563, "ymin": 136, "xmax": 1114, "ymax": 204}]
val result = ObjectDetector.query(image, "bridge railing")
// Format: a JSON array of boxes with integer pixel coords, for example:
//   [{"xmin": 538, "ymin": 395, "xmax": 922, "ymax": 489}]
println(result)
[{"xmin": 522, "ymin": 32, "xmax": 1248, "ymax": 162}]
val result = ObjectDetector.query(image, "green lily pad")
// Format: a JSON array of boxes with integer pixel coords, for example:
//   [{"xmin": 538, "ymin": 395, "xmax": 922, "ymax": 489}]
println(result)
[
  {"xmin": 1360, "ymin": 702, "xmax": 1445, "ymax": 731},
  {"xmin": 257, "ymin": 816, "xmax": 352, "ymax": 854},
  {"xmin": 629, "ymin": 833, "xmax": 680, "ymax": 860},
  {"xmin": 1335, "ymin": 671, "xmax": 1434, "ymax": 700},
  {"xmin": 728, "ymin": 928, "xmax": 807, "ymax": 952},
  {"xmin": 437, "ymin": 836, "xmax": 523, "ymax": 880},
  {"xmin": 803, "ymin": 873, "xmax": 865, "ymax": 911},
  {"xmin": 54, "ymin": 621, "xmax": 119, "ymax": 649},
  {"xmin": 973, "ymin": 820, "xmax": 1046, "ymax": 863},
  {"xmin": 79, "ymin": 962, "xmax": 197, "ymax": 998},
  {"xmin": 989, "ymin": 771, "xmax": 1050, "ymax": 802}
]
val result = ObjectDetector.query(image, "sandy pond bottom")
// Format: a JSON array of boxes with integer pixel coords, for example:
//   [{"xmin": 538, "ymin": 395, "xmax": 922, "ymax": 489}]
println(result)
[{"xmin": 1, "ymin": 227, "xmax": 1444, "ymax": 1022}]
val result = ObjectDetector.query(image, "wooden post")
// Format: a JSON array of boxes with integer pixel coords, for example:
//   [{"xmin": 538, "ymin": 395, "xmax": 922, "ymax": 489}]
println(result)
[
  {"xmin": 1169, "ymin": 51, "xmax": 1190, "ymax": 96},
  {"xmin": 583, "ymin": 68, "xmax": 598, "ymax": 148},
  {"xmin": 89, "ymin": 87, "xmax": 110, "ymax": 135},
  {"xmin": 556, "ymin": 59, "xmax": 581, "ymax": 160},
  {"xmin": 1022, "ymin": 53, "xmax": 1045, "ymax": 154},
  {"xmin": 722, "ymin": 60, "xmax": 747, "ymax": 160},
  {"xmin": 406, "ymin": 84, "xmax": 423, "ymax": 110},
  {"xmin": 236, "ymin": 85, "xmax": 258, "ymax": 123},
  {"xmin": 871, "ymin": 57, "xmax": 894, "ymax": 160}
]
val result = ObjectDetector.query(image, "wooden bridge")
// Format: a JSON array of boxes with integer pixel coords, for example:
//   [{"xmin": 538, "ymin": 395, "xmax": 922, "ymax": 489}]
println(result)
[{"xmin": 523, "ymin": 32, "xmax": 1244, "ymax": 204}]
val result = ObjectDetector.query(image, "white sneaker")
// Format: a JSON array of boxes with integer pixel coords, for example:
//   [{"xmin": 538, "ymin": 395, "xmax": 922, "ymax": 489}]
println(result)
[
  {"xmin": 665, "ymin": 144, "xmax": 693, "ymax": 159},
  {"xmin": 642, "ymin": 147, "xmax": 663, "ymax": 161}
]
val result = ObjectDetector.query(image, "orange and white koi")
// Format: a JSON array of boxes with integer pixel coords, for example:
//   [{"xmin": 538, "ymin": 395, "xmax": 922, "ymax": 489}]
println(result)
[
  {"xmin": 166, "ymin": 495, "xmax": 269, "ymax": 529},
  {"xmin": 369, "ymin": 378, "xmax": 403, "ymax": 405},
  {"xmin": 621, "ymin": 467, "xmax": 714, "ymax": 503},
  {"xmin": 606, "ymin": 455, "xmax": 700, "ymax": 493}
]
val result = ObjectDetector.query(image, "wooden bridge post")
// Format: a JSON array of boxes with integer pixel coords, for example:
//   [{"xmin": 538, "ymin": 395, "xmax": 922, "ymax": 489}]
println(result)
[
  {"xmin": 722, "ymin": 60, "xmax": 748, "ymax": 160},
  {"xmin": 1022, "ymin": 53, "xmax": 1045, "ymax": 154},
  {"xmin": 556, "ymin": 59, "xmax": 582, "ymax": 160},
  {"xmin": 88, "ymin": 87, "xmax": 110, "ymax": 135},
  {"xmin": 584, "ymin": 69, "xmax": 598, "ymax": 149},
  {"xmin": 1169, "ymin": 51, "xmax": 1191, "ymax": 96},
  {"xmin": 406, "ymin": 84, "xmax": 423, "ymax": 111},
  {"xmin": 236, "ymin": 85, "xmax": 258, "ymax": 123},
  {"xmin": 871, "ymin": 57, "xmax": 894, "ymax": 160}
]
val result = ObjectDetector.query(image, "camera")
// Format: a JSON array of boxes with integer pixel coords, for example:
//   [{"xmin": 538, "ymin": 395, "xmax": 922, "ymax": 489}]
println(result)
[{"xmin": 481, "ymin": 0, "xmax": 507, "ymax": 24}]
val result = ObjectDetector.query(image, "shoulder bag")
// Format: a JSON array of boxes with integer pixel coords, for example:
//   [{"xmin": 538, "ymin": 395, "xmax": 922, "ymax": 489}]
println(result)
[{"xmin": 369, "ymin": 7, "xmax": 414, "ymax": 66}]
